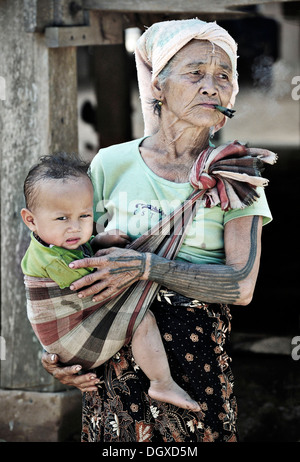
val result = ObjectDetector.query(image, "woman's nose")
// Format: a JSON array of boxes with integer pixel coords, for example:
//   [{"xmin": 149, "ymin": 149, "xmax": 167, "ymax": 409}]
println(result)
[{"xmin": 199, "ymin": 74, "xmax": 217, "ymax": 96}]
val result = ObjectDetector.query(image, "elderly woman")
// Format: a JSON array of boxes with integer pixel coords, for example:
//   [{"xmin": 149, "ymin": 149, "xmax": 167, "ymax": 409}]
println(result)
[{"xmin": 42, "ymin": 19, "xmax": 276, "ymax": 442}]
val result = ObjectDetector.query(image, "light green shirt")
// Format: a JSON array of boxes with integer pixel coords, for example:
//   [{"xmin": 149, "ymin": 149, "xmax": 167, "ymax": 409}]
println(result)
[
  {"xmin": 90, "ymin": 137, "xmax": 272, "ymax": 265},
  {"xmin": 21, "ymin": 233, "xmax": 94, "ymax": 289}
]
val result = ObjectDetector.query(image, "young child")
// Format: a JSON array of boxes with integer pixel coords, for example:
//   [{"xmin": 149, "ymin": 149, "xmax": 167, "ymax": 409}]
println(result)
[{"xmin": 21, "ymin": 153, "xmax": 200, "ymax": 412}]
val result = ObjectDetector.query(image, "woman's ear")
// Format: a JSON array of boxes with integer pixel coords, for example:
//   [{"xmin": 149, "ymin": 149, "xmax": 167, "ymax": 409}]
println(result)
[
  {"xmin": 151, "ymin": 77, "xmax": 163, "ymax": 102},
  {"xmin": 20, "ymin": 208, "xmax": 37, "ymax": 232}
]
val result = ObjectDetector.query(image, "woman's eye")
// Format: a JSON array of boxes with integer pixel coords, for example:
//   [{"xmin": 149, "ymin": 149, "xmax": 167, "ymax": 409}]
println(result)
[{"xmin": 219, "ymin": 73, "xmax": 229, "ymax": 80}]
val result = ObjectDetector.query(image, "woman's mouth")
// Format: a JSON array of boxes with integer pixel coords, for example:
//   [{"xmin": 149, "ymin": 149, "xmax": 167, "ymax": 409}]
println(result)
[
  {"xmin": 199, "ymin": 103, "xmax": 236, "ymax": 118},
  {"xmin": 199, "ymin": 103, "xmax": 216, "ymax": 109}
]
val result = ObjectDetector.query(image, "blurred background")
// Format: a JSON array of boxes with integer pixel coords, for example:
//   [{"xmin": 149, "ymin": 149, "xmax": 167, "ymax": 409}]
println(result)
[{"xmin": 0, "ymin": 0, "xmax": 299, "ymax": 442}]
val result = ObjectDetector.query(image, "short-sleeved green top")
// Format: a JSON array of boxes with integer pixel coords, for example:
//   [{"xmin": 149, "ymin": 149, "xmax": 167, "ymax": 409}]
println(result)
[
  {"xmin": 90, "ymin": 137, "xmax": 272, "ymax": 265},
  {"xmin": 21, "ymin": 233, "xmax": 94, "ymax": 288}
]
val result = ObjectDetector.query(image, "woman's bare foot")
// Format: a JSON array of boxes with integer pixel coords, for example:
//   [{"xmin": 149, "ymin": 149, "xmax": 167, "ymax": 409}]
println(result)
[{"xmin": 148, "ymin": 378, "xmax": 201, "ymax": 412}]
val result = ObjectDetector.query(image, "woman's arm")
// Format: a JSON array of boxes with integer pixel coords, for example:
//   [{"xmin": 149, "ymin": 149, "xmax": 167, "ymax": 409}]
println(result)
[
  {"xmin": 69, "ymin": 215, "xmax": 262, "ymax": 306},
  {"xmin": 147, "ymin": 215, "xmax": 262, "ymax": 305}
]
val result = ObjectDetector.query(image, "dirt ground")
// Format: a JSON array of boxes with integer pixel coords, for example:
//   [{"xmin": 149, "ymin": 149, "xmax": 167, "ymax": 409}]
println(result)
[{"xmin": 230, "ymin": 346, "xmax": 300, "ymax": 442}]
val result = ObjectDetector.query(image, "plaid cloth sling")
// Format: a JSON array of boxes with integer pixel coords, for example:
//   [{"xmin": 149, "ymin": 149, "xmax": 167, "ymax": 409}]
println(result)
[{"xmin": 24, "ymin": 141, "xmax": 277, "ymax": 370}]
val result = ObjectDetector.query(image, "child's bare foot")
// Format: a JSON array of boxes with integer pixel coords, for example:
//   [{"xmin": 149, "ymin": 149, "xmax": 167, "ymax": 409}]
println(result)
[{"xmin": 148, "ymin": 379, "xmax": 200, "ymax": 412}]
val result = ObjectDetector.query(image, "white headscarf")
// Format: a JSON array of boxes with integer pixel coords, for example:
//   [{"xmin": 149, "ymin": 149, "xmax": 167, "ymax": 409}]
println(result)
[{"xmin": 135, "ymin": 18, "xmax": 239, "ymax": 136}]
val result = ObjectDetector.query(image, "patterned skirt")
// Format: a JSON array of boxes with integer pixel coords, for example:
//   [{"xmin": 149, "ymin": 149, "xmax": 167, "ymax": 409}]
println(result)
[{"xmin": 81, "ymin": 298, "xmax": 238, "ymax": 442}]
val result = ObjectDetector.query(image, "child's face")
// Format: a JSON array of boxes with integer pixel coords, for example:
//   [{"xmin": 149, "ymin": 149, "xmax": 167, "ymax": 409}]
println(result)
[{"xmin": 24, "ymin": 176, "xmax": 94, "ymax": 250}]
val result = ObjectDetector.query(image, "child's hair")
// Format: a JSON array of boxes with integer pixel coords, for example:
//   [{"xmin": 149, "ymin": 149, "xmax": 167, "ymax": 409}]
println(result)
[{"xmin": 24, "ymin": 152, "xmax": 91, "ymax": 210}]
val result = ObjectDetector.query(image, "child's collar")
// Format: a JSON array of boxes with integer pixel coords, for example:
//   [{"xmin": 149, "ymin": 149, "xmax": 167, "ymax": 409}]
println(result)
[{"xmin": 33, "ymin": 232, "xmax": 50, "ymax": 247}]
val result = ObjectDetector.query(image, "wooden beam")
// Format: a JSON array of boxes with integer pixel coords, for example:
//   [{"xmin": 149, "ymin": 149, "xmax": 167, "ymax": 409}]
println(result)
[
  {"xmin": 45, "ymin": 11, "xmax": 123, "ymax": 47},
  {"xmin": 24, "ymin": 0, "xmax": 86, "ymax": 32},
  {"xmin": 82, "ymin": 0, "xmax": 299, "ymax": 14}
]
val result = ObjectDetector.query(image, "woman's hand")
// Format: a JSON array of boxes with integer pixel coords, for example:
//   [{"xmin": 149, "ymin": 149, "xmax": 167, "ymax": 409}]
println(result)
[
  {"xmin": 69, "ymin": 247, "xmax": 150, "ymax": 302},
  {"xmin": 41, "ymin": 352, "xmax": 100, "ymax": 392},
  {"xmin": 91, "ymin": 229, "xmax": 131, "ymax": 252}
]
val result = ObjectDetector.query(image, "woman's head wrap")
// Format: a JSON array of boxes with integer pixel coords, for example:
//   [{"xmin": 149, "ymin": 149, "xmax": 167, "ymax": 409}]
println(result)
[{"xmin": 135, "ymin": 18, "xmax": 239, "ymax": 136}]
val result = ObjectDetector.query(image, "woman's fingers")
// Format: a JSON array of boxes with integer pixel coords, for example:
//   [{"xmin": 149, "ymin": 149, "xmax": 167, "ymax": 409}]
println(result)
[
  {"xmin": 78, "ymin": 279, "xmax": 114, "ymax": 300},
  {"xmin": 68, "ymin": 249, "xmax": 118, "ymax": 291},
  {"xmin": 69, "ymin": 248, "xmax": 147, "ymax": 299},
  {"xmin": 90, "ymin": 285, "xmax": 124, "ymax": 303},
  {"xmin": 69, "ymin": 255, "xmax": 108, "ymax": 270},
  {"xmin": 61, "ymin": 372, "xmax": 100, "ymax": 392},
  {"xmin": 41, "ymin": 351, "xmax": 99, "ymax": 392},
  {"xmin": 69, "ymin": 270, "xmax": 106, "ymax": 292}
]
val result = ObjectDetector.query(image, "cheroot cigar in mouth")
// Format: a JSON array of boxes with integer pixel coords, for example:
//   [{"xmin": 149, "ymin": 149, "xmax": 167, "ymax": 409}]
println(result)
[{"xmin": 214, "ymin": 105, "xmax": 236, "ymax": 118}]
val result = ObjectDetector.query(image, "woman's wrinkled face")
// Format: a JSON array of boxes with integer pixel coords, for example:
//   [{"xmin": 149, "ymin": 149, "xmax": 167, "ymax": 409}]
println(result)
[{"xmin": 159, "ymin": 40, "xmax": 234, "ymax": 129}]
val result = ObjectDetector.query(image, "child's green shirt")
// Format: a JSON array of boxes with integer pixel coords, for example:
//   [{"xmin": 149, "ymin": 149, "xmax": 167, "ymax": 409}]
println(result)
[{"xmin": 21, "ymin": 233, "xmax": 94, "ymax": 289}]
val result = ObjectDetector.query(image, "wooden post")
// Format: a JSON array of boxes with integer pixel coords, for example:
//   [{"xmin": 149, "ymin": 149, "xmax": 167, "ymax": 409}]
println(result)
[
  {"xmin": 0, "ymin": 0, "xmax": 78, "ymax": 391},
  {"xmin": 48, "ymin": 47, "xmax": 78, "ymax": 154}
]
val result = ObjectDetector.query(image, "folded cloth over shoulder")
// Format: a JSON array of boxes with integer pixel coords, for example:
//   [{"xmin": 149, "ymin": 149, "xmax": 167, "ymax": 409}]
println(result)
[{"xmin": 189, "ymin": 141, "xmax": 277, "ymax": 210}]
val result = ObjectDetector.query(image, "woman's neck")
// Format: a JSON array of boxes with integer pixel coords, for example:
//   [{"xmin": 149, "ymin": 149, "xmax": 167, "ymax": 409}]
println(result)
[
  {"xmin": 140, "ymin": 121, "xmax": 211, "ymax": 183},
  {"xmin": 153, "ymin": 118, "xmax": 211, "ymax": 160}
]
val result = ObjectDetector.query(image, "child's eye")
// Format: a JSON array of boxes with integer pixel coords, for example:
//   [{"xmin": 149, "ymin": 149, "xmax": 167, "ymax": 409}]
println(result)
[
  {"xmin": 80, "ymin": 214, "xmax": 91, "ymax": 218},
  {"xmin": 56, "ymin": 216, "xmax": 67, "ymax": 221}
]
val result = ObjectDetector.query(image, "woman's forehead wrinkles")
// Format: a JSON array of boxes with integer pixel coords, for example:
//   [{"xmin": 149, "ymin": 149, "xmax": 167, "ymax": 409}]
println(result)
[
  {"xmin": 175, "ymin": 44, "xmax": 232, "ymax": 71},
  {"xmin": 184, "ymin": 60, "xmax": 231, "ymax": 70},
  {"xmin": 178, "ymin": 58, "xmax": 232, "ymax": 77}
]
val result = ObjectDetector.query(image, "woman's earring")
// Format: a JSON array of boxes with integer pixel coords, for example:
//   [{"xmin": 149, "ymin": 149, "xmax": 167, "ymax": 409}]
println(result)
[{"xmin": 153, "ymin": 99, "xmax": 163, "ymax": 116}]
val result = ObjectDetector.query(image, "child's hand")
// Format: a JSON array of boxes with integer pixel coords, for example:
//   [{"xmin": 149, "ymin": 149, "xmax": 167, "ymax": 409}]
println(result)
[{"xmin": 91, "ymin": 229, "xmax": 131, "ymax": 251}]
